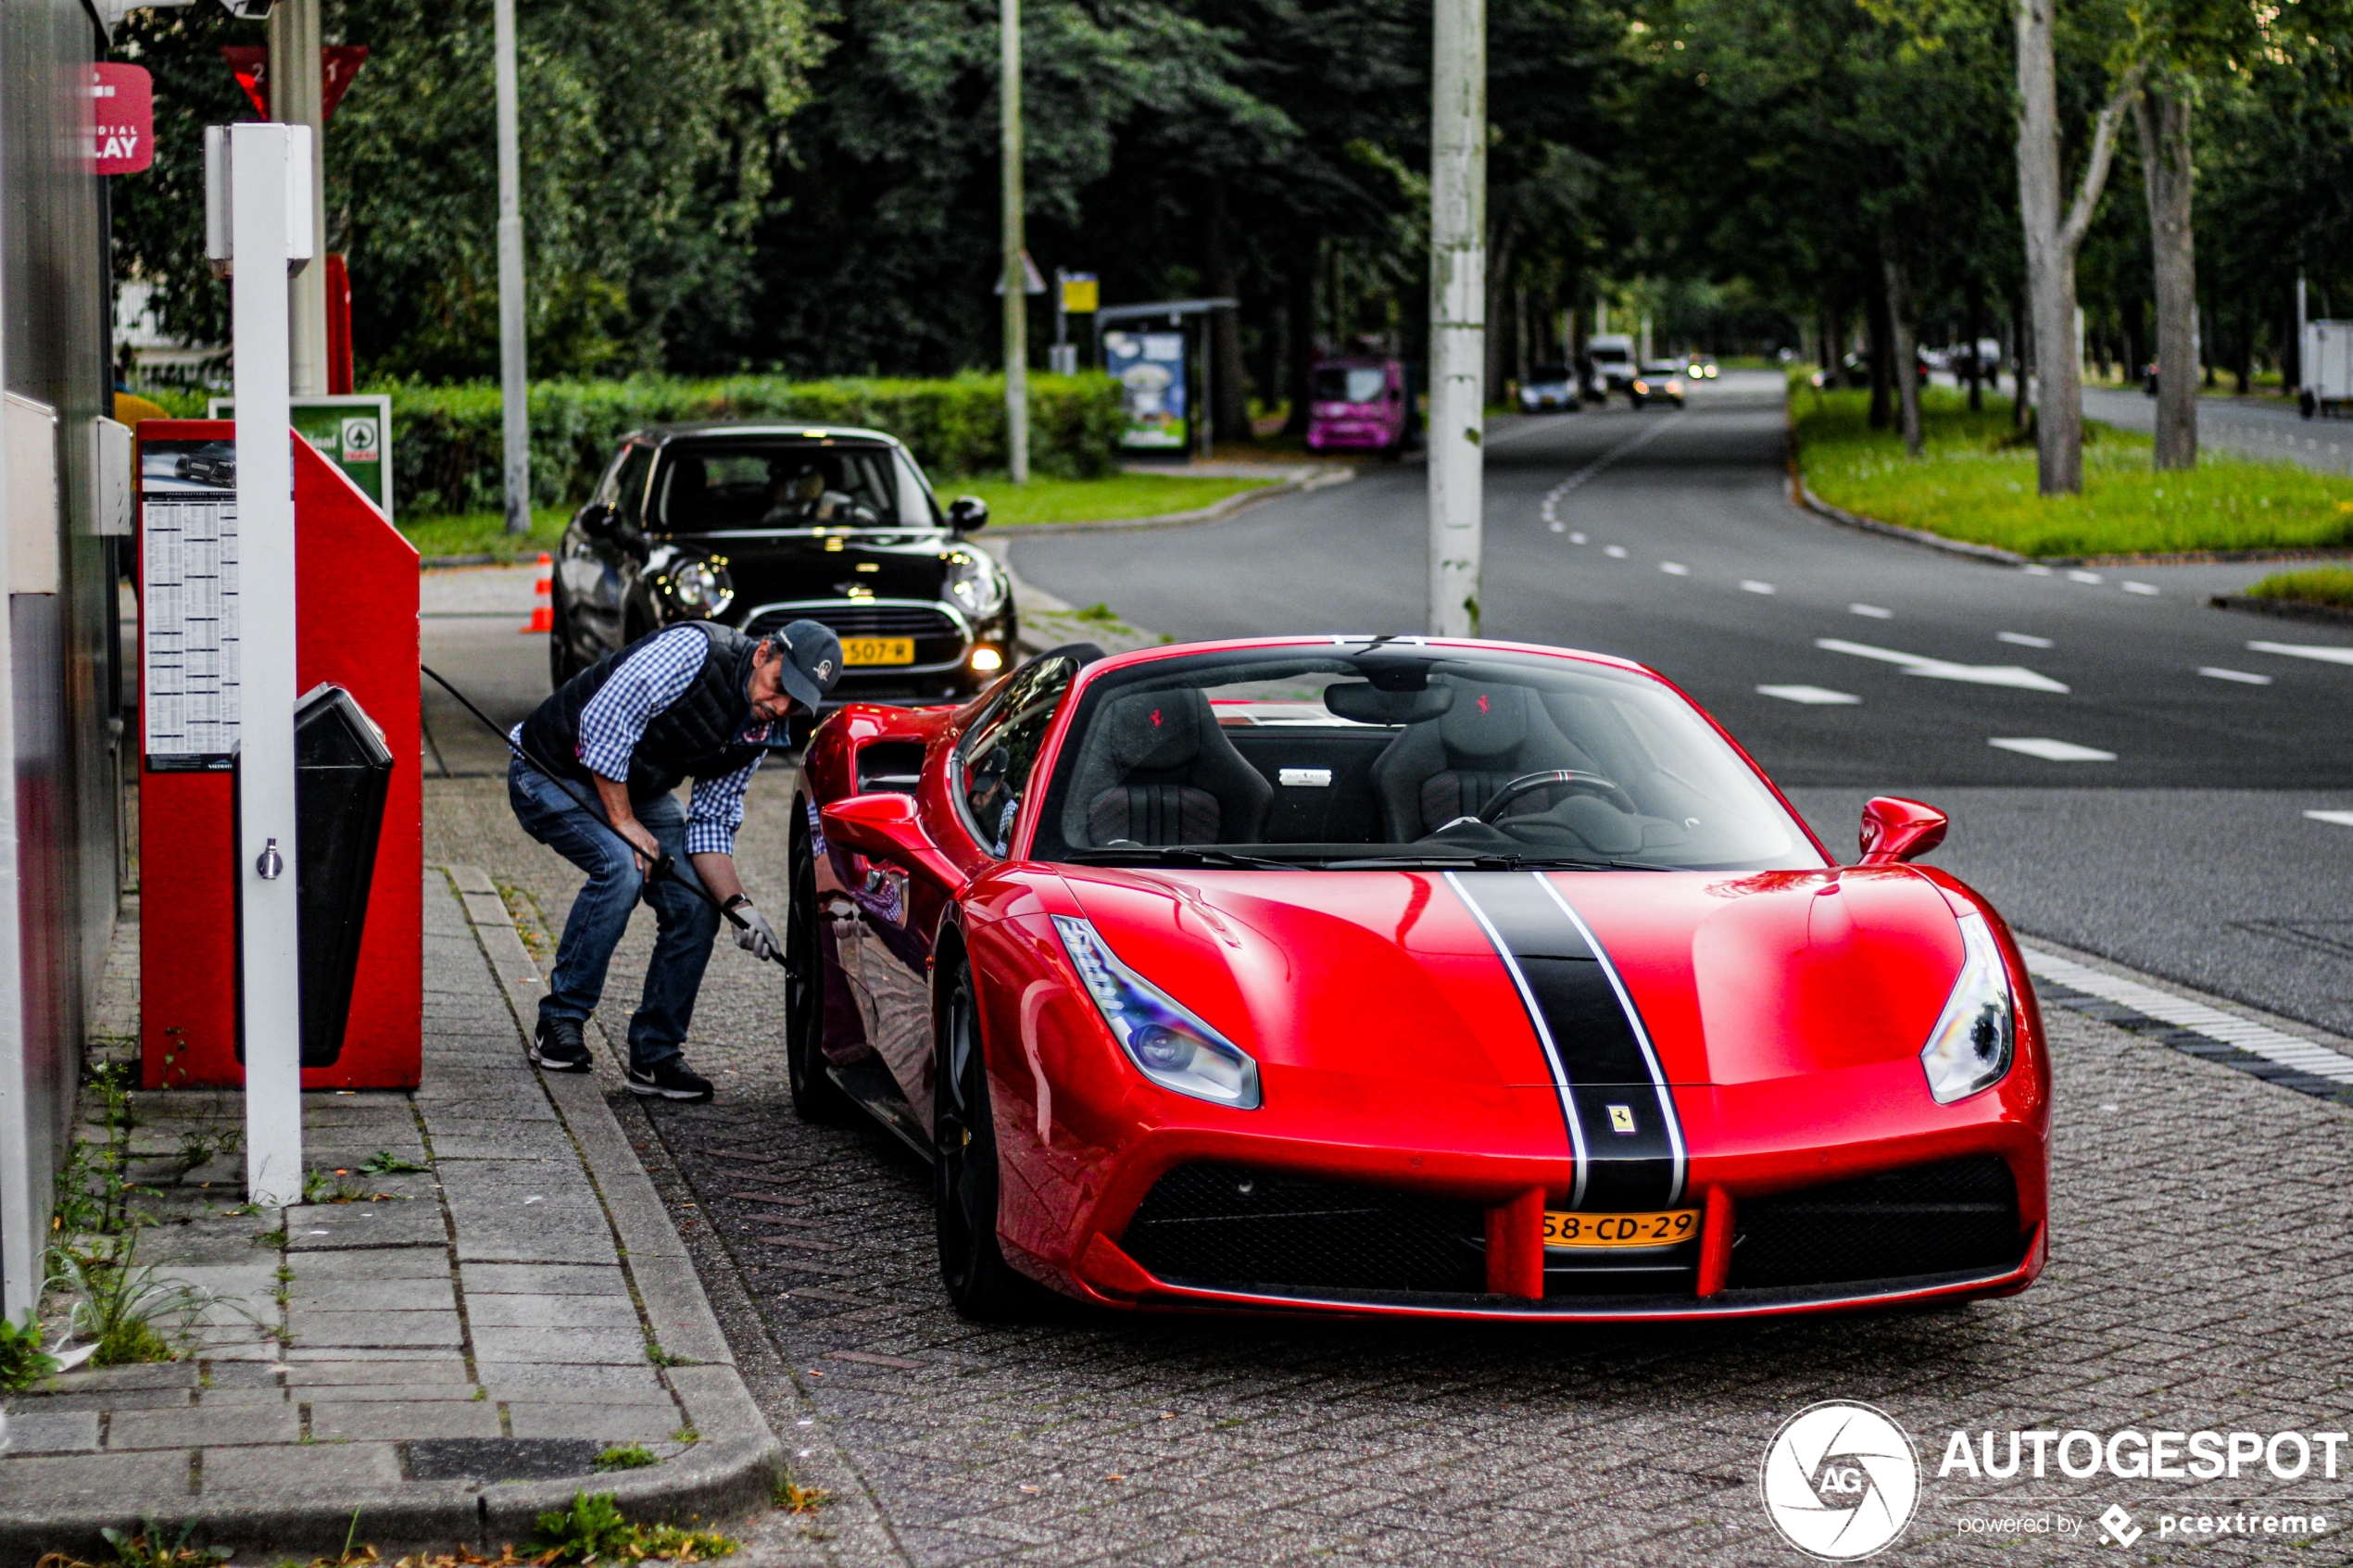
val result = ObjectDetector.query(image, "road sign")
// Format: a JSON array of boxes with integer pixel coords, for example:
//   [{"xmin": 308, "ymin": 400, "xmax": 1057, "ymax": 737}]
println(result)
[
  {"xmin": 209, "ymin": 394, "xmax": 393, "ymax": 522},
  {"xmin": 1061, "ymin": 273, "xmax": 1098, "ymax": 314}
]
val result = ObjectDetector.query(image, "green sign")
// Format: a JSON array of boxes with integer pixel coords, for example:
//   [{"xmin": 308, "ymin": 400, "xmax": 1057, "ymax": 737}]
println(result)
[{"xmin": 208, "ymin": 394, "xmax": 395, "ymax": 522}]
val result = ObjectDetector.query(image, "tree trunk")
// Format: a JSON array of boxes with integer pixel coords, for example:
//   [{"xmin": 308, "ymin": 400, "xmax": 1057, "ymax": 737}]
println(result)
[
  {"xmin": 1867, "ymin": 284, "xmax": 1893, "ymax": 430},
  {"xmin": 2136, "ymin": 79, "xmax": 2196, "ymax": 468},
  {"xmin": 1885, "ymin": 242, "xmax": 1923, "ymax": 456},
  {"xmin": 2012, "ymin": 293, "xmax": 2032, "ymax": 429},
  {"xmin": 1282, "ymin": 257, "xmax": 1315, "ymax": 436},
  {"xmin": 1965, "ymin": 282, "xmax": 1985, "ymax": 410},
  {"xmin": 2017, "ymin": 0, "xmax": 2137, "ymax": 493},
  {"xmin": 1205, "ymin": 194, "xmax": 1253, "ymax": 445}
]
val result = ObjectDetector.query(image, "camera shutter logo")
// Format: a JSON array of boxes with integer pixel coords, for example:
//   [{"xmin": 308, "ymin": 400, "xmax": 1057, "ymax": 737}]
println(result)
[{"xmin": 1759, "ymin": 1401, "xmax": 1919, "ymax": 1560}]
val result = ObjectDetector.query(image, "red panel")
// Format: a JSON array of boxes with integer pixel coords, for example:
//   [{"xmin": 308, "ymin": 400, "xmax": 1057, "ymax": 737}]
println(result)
[
  {"xmin": 324, "ymin": 254, "xmax": 353, "ymax": 396},
  {"xmin": 138, "ymin": 421, "xmax": 422, "ymax": 1090}
]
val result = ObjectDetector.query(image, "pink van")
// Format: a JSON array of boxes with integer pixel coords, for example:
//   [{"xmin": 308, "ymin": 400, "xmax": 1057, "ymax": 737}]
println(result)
[{"xmin": 1305, "ymin": 358, "xmax": 1409, "ymax": 454}]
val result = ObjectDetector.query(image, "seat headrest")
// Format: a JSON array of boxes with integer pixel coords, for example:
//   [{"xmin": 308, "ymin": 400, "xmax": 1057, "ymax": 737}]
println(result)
[
  {"xmin": 1437, "ymin": 684, "xmax": 1533, "ymax": 757},
  {"xmin": 1094, "ymin": 687, "xmax": 1213, "ymax": 773}
]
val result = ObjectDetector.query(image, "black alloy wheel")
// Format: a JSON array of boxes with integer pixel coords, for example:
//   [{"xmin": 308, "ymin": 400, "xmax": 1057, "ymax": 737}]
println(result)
[
  {"xmin": 934, "ymin": 958, "xmax": 1048, "ymax": 1320},
  {"xmin": 785, "ymin": 813, "xmax": 856, "ymax": 1123}
]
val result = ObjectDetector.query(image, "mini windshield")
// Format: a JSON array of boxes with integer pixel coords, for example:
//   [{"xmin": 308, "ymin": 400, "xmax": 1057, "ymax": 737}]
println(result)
[
  {"xmin": 648, "ymin": 441, "xmax": 938, "ymax": 532},
  {"xmin": 1528, "ymin": 364, "xmax": 1571, "ymax": 383},
  {"xmin": 1026, "ymin": 645, "xmax": 1824, "ymax": 872},
  {"xmin": 1313, "ymin": 367, "xmax": 1389, "ymax": 405}
]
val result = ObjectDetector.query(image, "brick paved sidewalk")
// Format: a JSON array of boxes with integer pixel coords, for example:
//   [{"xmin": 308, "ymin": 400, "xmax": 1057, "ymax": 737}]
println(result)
[{"xmin": 0, "ymin": 870, "xmax": 780, "ymax": 1563}]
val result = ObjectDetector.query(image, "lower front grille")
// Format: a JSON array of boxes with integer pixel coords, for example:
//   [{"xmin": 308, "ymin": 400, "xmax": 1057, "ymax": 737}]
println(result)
[
  {"xmin": 1121, "ymin": 1164, "xmax": 1486, "ymax": 1295},
  {"xmin": 1726, "ymin": 1155, "xmax": 2022, "ymax": 1291}
]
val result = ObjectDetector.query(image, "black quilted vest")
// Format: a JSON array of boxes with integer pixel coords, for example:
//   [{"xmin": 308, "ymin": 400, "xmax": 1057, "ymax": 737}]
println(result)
[{"xmin": 521, "ymin": 622, "xmax": 766, "ymax": 803}]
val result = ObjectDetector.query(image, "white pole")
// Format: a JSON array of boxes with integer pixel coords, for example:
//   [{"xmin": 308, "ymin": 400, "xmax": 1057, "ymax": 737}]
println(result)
[
  {"xmin": 0, "ymin": 186, "xmax": 25, "ymax": 1319},
  {"xmin": 1426, "ymin": 0, "xmax": 1486, "ymax": 637},
  {"xmin": 494, "ymin": 0, "xmax": 532, "ymax": 533},
  {"xmin": 270, "ymin": 0, "xmax": 328, "ymax": 397},
  {"xmin": 1000, "ymin": 0, "xmax": 1028, "ymax": 483},
  {"xmin": 233, "ymin": 121, "xmax": 309, "ymax": 1210}
]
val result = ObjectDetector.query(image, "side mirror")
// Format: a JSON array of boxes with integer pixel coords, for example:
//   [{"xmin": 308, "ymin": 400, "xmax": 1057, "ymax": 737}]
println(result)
[
  {"xmin": 1857, "ymin": 797, "xmax": 1947, "ymax": 865},
  {"xmin": 947, "ymin": 495, "xmax": 989, "ymax": 533},
  {"xmin": 822, "ymin": 793, "xmax": 963, "ymax": 891},
  {"xmin": 578, "ymin": 502, "xmax": 621, "ymax": 539}
]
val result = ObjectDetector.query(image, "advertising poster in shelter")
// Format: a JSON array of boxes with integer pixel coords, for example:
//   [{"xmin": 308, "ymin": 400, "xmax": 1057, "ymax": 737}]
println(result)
[
  {"xmin": 210, "ymin": 394, "xmax": 394, "ymax": 521},
  {"xmin": 1104, "ymin": 328, "xmax": 1189, "ymax": 449}
]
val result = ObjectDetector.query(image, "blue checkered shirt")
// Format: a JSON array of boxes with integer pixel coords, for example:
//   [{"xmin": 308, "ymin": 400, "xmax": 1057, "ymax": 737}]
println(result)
[{"xmin": 512, "ymin": 625, "xmax": 770, "ymax": 856}]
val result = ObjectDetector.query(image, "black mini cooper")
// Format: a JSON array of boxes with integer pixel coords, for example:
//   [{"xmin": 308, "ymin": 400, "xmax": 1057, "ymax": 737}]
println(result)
[{"xmin": 548, "ymin": 423, "xmax": 1017, "ymax": 706}]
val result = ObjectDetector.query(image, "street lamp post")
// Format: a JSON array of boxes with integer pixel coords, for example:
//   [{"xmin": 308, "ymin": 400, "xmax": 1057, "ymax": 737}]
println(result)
[
  {"xmin": 1001, "ymin": 0, "xmax": 1028, "ymax": 484},
  {"xmin": 267, "ymin": 0, "xmax": 328, "ymax": 396},
  {"xmin": 493, "ymin": 0, "xmax": 531, "ymax": 533},
  {"xmin": 1427, "ymin": 0, "xmax": 1486, "ymax": 636}
]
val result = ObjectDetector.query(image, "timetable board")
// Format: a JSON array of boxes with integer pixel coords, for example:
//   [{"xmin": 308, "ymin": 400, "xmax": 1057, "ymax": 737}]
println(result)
[{"xmin": 140, "ymin": 437, "xmax": 242, "ymax": 770}]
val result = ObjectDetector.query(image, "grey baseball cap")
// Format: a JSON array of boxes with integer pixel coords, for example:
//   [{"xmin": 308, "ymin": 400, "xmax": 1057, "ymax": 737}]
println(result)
[{"xmin": 767, "ymin": 620, "xmax": 844, "ymax": 710}]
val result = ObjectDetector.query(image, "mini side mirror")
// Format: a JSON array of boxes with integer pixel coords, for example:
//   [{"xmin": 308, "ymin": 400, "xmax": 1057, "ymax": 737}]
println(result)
[
  {"xmin": 578, "ymin": 502, "xmax": 621, "ymax": 539},
  {"xmin": 947, "ymin": 495, "xmax": 989, "ymax": 532},
  {"xmin": 1857, "ymin": 796, "xmax": 1947, "ymax": 865}
]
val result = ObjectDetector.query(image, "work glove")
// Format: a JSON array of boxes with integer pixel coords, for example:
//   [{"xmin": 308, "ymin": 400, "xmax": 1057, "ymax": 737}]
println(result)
[{"xmin": 733, "ymin": 903, "xmax": 781, "ymax": 962}]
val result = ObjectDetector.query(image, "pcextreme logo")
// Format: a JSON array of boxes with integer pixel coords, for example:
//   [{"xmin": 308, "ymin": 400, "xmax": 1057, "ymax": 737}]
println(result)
[{"xmin": 1761, "ymin": 1401, "xmax": 1921, "ymax": 1561}]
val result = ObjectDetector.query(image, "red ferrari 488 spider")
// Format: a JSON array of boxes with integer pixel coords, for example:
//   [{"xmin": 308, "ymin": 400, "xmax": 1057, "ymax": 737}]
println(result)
[{"xmin": 789, "ymin": 636, "xmax": 2049, "ymax": 1321}]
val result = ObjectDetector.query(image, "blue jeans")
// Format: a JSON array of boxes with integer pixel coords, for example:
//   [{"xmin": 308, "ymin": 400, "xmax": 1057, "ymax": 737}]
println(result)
[{"xmin": 507, "ymin": 760, "xmax": 721, "ymax": 1074}]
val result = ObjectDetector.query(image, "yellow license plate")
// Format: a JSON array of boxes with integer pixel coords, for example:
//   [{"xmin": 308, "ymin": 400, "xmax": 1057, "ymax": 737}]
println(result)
[
  {"xmin": 840, "ymin": 636, "xmax": 915, "ymax": 667},
  {"xmin": 1542, "ymin": 1209, "xmax": 1699, "ymax": 1249}
]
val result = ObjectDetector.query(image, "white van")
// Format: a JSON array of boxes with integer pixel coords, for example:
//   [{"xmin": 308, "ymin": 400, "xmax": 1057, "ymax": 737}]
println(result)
[{"xmin": 1586, "ymin": 333, "xmax": 1637, "ymax": 396}]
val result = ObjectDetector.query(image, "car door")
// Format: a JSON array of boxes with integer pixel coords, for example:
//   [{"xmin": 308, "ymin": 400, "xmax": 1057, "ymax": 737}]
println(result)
[{"xmin": 565, "ymin": 441, "xmax": 652, "ymax": 656}]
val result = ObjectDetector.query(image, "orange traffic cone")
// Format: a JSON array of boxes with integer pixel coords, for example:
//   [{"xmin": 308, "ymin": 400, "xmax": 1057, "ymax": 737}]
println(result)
[{"xmin": 522, "ymin": 552, "xmax": 553, "ymax": 633}]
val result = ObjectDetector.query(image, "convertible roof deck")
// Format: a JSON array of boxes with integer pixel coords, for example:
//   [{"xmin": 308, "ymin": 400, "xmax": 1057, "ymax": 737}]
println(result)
[{"xmin": 640, "ymin": 422, "xmax": 903, "ymax": 446}]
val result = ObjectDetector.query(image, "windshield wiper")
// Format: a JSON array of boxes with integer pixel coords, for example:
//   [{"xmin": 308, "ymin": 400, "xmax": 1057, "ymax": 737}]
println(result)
[
  {"xmin": 1319, "ymin": 853, "xmax": 1676, "ymax": 872},
  {"xmin": 1064, "ymin": 847, "xmax": 1305, "ymax": 872}
]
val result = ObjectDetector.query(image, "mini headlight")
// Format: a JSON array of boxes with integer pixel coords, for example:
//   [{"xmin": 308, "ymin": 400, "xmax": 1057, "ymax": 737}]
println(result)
[
  {"xmin": 943, "ymin": 550, "xmax": 1008, "ymax": 618},
  {"xmin": 1919, "ymin": 911, "xmax": 2016, "ymax": 1104},
  {"xmin": 969, "ymin": 646, "xmax": 1004, "ymax": 673},
  {"xmin": 660, "ymin": 558, "xmax": 730, "ymax": 616},
  {"xmin": 1053, "ymin": 915, "xmax": 1261, "ymax": 1109}
]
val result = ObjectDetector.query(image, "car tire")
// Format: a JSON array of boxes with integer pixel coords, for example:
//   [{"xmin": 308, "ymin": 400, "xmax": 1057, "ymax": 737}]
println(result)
[
  {"xmin": 934, "ymin": 957, "xmax": 1051, "ymax": 1321},
  {"xmin": 548, "ymin": 615, "xmax": 575, "ymax": 689},
  {"xmin": 785, "ymin": 815, "xmax": 858, "ymax": 1125}
]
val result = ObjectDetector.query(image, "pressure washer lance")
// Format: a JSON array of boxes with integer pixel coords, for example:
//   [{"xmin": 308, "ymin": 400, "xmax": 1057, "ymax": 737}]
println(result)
[{"xmin": 421, "ymin": 664, "xmax": 798, "ymax": 976}]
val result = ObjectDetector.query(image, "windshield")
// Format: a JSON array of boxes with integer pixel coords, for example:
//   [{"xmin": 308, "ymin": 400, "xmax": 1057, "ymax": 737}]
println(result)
[
  {"xmin": 1528, "ymin": 364, "xmax": 1570, "ymax": 383},
  {"xmin": 1589, "ymin": 345, "xmax": 1631, "ymax": 364},
  {"xmin": 648, "ymin": 442, "xmax": 937, "ymax": 532},
  {"xmin": 1313, "ymin": 367, "xmax": 1389, "ymax": 405},
  {"xmin": 1026, "ymin": 645, "xmax": 1823, "ymax": 872}
]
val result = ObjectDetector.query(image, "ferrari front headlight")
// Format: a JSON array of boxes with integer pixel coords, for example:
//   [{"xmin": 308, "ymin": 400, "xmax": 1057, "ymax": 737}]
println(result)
[
  {"xmin": 1052, "ymin": 916, "xmax": 1261, "ymax": 1109},
  {"xmin": 943, "ymin": 549, "xmax": 1008, "ymax": 618},
  {"xmin": 1919, "ymin": 912, "xmax": 2015, "ymax": 1104}
]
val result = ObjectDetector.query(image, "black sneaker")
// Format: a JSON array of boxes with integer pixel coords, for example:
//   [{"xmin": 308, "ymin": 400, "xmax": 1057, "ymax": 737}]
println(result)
[
  {"xmin": 627, "ymin": 1060, "xmax": 713, "ymax": 1102},
  {"xmin": 530, "ymin": 1018, "xmax": 593, "ymax": 1073}
]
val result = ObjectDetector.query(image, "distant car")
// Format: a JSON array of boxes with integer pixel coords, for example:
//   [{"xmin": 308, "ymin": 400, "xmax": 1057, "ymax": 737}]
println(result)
[
  {"xmin": 1587, "ymin": 334, "xmax": 1637, "ymax": 399},
  {"xmin": 1518, "ymin": 363, "xmax": 1579, "ymax": 413},
  {"xmin": 175, "ymin": 441, "xmax": 236, "ymax": 486},
  {"xmin": 1305, "ymin": 358, "xmax": 1409, "ymax": 454},
  {"xmin": 1683, "ymin": 355, "xmax": 1719, "ymax": 381},
  {"xmin": 548, "ymin": 423, "xmax": 1015, "ymax": 708},
  {"xmin": 1631, "ymin": 360, "xmax": 1687, "ymax": 409}
]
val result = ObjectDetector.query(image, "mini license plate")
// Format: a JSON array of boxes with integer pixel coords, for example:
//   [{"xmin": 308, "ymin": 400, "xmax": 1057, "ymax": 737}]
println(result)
[
  {"xmin": 1542, "ymin": 1209, "xmax": 1700, "ymax": 1249},
  {"xmin": 840, "ymin": 636, "xmax": 916, "ymax": 667}
]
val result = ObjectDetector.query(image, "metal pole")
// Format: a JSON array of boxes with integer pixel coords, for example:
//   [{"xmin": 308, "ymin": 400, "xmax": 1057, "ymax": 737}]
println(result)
[
  {"xmin": 1426, "ymin": 0, "xmax": 1486, "ymax": 637},
  {"xmin": 270, "ymin": 0, "xmax": 328, "ymax": 397},
  {"xmin": 0, "ymin": 119, "xmax": 25, "ymax": 1318},
  {"xmin": 233, "ymin": 122, "xmax": 309, "ymax": 1210},
  {"xmin": 495, "ymin": 0, "xmax": 532, "ymax": 533},
  {"xmin": 1000, "ymin": 0, "xmax": 1028, "ymax": 484}
]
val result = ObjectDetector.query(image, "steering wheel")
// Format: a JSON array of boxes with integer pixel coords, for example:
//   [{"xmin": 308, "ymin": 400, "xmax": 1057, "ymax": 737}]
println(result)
[{"xmin": 1477, "ymin": 769, "xmax": 1631, "ymax": 823}]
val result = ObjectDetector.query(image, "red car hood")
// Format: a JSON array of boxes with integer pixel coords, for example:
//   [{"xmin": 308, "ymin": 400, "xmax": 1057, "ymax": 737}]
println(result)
[{"xmin": 1061, "ymin": 866, "xmax": 1966, "ymax": 1088}]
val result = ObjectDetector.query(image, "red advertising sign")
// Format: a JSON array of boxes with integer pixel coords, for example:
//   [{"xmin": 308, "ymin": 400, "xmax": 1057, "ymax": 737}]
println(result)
[
  {"xmin": 92, "ymin": 63, "xmax": 152, "ymax": 175},
  {"xmin": 220, "ymin": 45, "xmax": 371, "ymax": 122}
]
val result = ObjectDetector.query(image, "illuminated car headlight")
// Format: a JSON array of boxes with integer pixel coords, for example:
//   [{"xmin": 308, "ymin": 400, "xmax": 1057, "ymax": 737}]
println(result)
[
  {"xmin": 1052, "ymin": 915, "xmax": 1261, "ymax": 1109},
  {"xmin": 656, "ymin": 557, "xmax": 731, "ymax": 618},
  {"xmin": 942, "ymin": 549, "xmax": 1008, "ymax": 619},
  {"xmin": 1919, "ymin": 912, "xmax": 2016, "ymax": 1104}
]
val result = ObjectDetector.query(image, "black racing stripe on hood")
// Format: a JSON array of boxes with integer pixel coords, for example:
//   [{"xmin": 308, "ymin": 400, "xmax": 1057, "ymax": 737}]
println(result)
[{"xmin": 1447, "ymin": 872, "xmax": 1685, "ymax": 1210}]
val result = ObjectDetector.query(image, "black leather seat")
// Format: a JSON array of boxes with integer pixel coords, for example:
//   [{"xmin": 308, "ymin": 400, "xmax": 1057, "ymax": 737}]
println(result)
[
  {"xmin": 1059, "ymin": 688, "xmax": 1273, "ymax": 847},
  {"xmin": 1370, "ymin": 684, "xmax": 1589, "ymax": 840}
]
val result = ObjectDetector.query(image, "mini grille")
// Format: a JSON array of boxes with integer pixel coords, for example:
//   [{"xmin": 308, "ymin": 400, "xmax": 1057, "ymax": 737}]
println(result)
[
  {"xmin": 1121, "ymin": 1164, "xmax": 1486, "ymax": 1295},
  {"xmin": 745, "ymin": 603, "xmax": 960, "ymax": 639},
  {"xmin": 1726, "ymin": 1155, "xmax": 2022, "ymax": 1291}
]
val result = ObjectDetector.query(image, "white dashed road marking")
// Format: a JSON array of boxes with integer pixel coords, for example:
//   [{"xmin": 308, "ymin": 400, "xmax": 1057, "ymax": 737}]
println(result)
[
  {"xmin": 1989, "ymin": 737, "xmax": 2116, "ymax": 761},
  {"xmin": 2122, "ymin": 582, "xmax": 2159, "ymax": 596},
  {"xmin": 1998, "ymin": 632, "xmax": 2054, "ymax": 648},
  {"xmin": 1539, "ymin": 417, "xmax": 1679, "ymax": 527},
  {"xmin": 1849, "ymin": 604, "xmax": 1894, "ymax": 619},
  {"xmin": 1816, "ymin": 638, "xmax": 2071, "ymax": 692},
  {"xmin": 1568, "ymin": 532, "xmax": 1587, "ymax": 544},
  {"xmin": 1755, "ymin": 685, "xmax": 1861, "ymax": 705},
  {"xmin": 2023, "ymin": 564, "xmax": 2054, "ymax": 576},
  {"xmin": 2020, "ymin": 947, "xmax": 2353, "ymax": 1084},
  {"xmin": 1740, "ymin": 581, "xmax": 1775, "ymax": 595},
  {"xmin": 2307, "ymin": 810, "xmax": 2353, "ymax": 828},
  {"xmin": 1659, "ymin": 561, "xmax": 1689, "ymax": 576},
  {"xmin": 2200, "ymin": 667, "xmax": 2273, "ymax": 684},
  {"xmin": 2068, "ymin": 570, "xmax": 2103, "ymax": 583},
  {"xmin": 1604, "ymin": 546, "xmax": 1629, "ymax": 559},
  {"xmin": 2249, "ymin": 640, "xmax": 2353, "ymax": 667}
]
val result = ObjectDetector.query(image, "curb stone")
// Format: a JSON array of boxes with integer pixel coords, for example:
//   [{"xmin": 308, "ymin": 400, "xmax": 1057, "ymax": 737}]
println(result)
[
  {"xmin": 2207, "ymin": 593, "xmax": 2353, "ymax": 626},
  {"xmin": 988, "ymin": 463, "xmax": 1353, "ymax": 535}
]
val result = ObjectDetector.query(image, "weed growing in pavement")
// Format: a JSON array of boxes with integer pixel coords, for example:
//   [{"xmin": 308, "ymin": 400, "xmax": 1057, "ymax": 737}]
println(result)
[
  {"xmin": 172, "ymin": 1126, "xmax": 242, "ymax": 1176},
  {"xmin": 357, "ymin": 1150, "xmax": 427, "ymax": 1176},
  {"xmin": 774, "ymin": 1474, "xmax": 830, "ymax": 1514},
  {"xmin": 0, "ymin": 1313, "xmax": 57, "ymax": 1389},
  {"xmin": 531, "ymin": 1492, "xmax": 736, "ymax": 1562},
  {"xmin": 644, "ymin": 1340, "xmax": 688, "ymax": 1367},
  {"xmin": 31, "ymin": 1517, "xmax": 233, "ymax": 1568},
  {"xmin": 670, "ymin": 1426, "xmax": 698, "ymax": 1445},
  {"xmin": 253, "ymin": 1227, "xmax": 289, "ymax": 1250},
  {"xmin": 495, "ymin": 880, "xmax": 551, "ymax": 960},
  {"xmin": 594, "ymin": 1444, "xmax": 659, "ymax": 1471},
  {"xmin": 49, "ymin": 1230, "xmax": 242, "ymax": 1367},
  {"xmin": 301, "ymin": 1171, "xmax": 402, "ymax": 1205}
]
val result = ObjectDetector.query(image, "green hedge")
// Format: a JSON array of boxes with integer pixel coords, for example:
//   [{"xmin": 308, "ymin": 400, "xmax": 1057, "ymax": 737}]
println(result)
[{"xmin": 381, "ymin": 372, "xmax": 1125, "ymax": 518}]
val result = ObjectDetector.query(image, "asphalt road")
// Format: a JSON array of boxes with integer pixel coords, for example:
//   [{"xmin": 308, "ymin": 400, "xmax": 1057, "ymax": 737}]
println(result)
[
  {"xmin": 2083, "ymin": 383, "xmax": 2353, "ymax": 476},
  {"xmin": 1008, "ymin": 370, "xmax": 2353, "ymax": 1036}
]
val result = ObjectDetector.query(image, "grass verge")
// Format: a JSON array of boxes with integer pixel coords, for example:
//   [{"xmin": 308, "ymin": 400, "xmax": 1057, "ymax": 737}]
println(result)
[
  {"xmin": 2243, "ymin": 564, "xmax": 2353, "ymax": 608},
  {"xmin": 1793, "ymin": 385, "xmax": 2353, "ymax": 558},
  {"xmin": 958, "ymin": 471, "xmax": 1275, "ymax": 527},
  {"xmin": 399, "ymin": 508, "xmax": 572, "ymax": 563}
]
